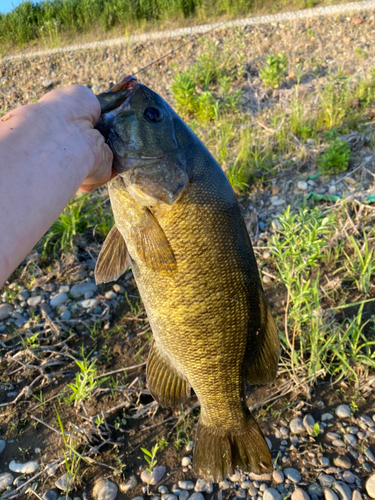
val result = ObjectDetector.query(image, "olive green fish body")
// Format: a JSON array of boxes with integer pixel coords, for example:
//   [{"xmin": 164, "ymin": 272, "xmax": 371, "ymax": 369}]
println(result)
[{"xmin": 95, "ymin": 81, "xmax": 280, "ymax": 481}]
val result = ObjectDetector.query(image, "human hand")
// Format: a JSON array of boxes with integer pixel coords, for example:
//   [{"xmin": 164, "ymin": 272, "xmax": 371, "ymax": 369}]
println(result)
[{"xmin": 38, "ymin": 85, "xmax": 114, "ymax": 192}]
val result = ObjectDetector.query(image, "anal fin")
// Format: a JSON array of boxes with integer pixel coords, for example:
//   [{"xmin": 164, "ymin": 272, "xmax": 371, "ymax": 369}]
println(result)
[
  {"xmin": 247, "ymin": 293, "xmax": 280, "ymax": 385},
  {"xmin": 147, "ymin": 341, "xmax": 190, "ymax": 408},
  {"xmin": 95, "ymin": 225, "xmax": 130, "ymax": 284}
]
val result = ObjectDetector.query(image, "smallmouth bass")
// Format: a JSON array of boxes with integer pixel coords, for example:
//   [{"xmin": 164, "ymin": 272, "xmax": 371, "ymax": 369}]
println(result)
[{"xmin": 94, "ymin": 75, "xmax": 280, "ymax": 481}]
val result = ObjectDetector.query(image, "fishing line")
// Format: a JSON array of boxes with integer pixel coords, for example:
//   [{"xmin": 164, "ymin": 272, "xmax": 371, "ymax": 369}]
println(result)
[{"xmin": 134, "ymin": 18, "xmax": 234, "ymax": 76}]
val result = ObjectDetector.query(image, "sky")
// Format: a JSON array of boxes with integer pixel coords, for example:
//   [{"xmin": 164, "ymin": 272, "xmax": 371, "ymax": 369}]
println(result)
[{"xmin": 0, "ymin": 0, "xmax": 25, "ymax": 14}]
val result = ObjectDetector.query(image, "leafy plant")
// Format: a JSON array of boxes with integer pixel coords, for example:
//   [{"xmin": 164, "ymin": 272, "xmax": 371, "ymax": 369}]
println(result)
[
  {"xmin": 317, "ymin": 139, "xmax": 350, "ymax": 174},
  {"xmin": 141, "ymin": 443, "xmax": 159, "ymax": 473},
  {"xmin": 318, "ymin": 72, "xmax": 349, "ymax": 129},
  {"xmin": 260, "ymin": 53, "xmax": 288, "ymax": 89},
  {"xmin": 340, "ymin": 233, "xmax": 375, "ymax": 295}
]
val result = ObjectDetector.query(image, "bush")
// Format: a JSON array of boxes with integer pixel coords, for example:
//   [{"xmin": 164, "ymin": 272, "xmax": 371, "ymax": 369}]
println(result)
[{"xmin": 317, "ymin": 139, "xmax": 350, "ymax": 174}]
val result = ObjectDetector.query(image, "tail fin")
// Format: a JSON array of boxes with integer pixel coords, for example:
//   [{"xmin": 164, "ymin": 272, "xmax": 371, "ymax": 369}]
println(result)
[{"xmin": 193, "ymin": 413, "xmax": 272, "ymax": 482}]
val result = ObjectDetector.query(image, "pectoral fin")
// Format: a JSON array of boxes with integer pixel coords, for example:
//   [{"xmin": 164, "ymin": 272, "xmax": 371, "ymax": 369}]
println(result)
[
  {"xmin": 95, "ymin": 225, "xmax": 130, "ymax": 284},
  {"xmin": 147, "ymin": 341, "xmax": 191, "ymax": 408},
  {"xmin": 246, "ymin": 294, "xmax": 280, "ymax": 385},
  {"xmin": 133, "ymin": 208, "xmax": 177, "ymax": 272}
]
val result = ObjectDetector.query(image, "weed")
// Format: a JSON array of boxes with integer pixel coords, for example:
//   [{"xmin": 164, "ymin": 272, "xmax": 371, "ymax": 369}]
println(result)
[
  {"xmin": 260, "ymin": 53, "xmax": 288, "ymax": 89},
  {"xmin": 318, "ymin": 72, "xmax": 350, "ymax": 130},
  {"xmin": 39, "ymin": 19, "xmax": 60, "ymax": 48},
  {"xmin": 311, "ymin": 422, "xmax": 322, "ymax": 438},
  {"xmin": 124, "ymin": 291, "xmax": 143, "ymax": 317},
  {"xmin": 68, "ymin": 347, "xmax": 108, "ymax": 407},
  {"xmin": 18, "ymin": 446, "xmax": 31, "ymax": 461},
  {"xmin": 156, "ymin": 435, "xmax": 169, "ymax": 450},
  {"xmin": 340, "ymin": 233, "xmax": 375, "ymax": 295},
  {"xmin": 141, "ymin": 443, "xmax": 159, "ymax": 473},
  {"xmin": 317, "ymin": 140, "xmax": 350, "ymax": 175}
]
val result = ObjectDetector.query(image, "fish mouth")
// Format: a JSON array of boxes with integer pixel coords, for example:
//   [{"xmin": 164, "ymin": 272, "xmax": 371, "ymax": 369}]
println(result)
[{"xmin": 95, "ymin": 75, "xmax": 138, "ymax": 115}]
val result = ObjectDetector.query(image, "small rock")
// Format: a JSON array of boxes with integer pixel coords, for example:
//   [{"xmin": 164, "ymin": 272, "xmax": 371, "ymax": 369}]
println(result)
[
  {"xmin": 93, "ymin": 479, "xmax": 118, "ymax": 500},
  {"xmin": 365, "ymin": 448, "xmax": 375, "ymax": 463},
  {"xmin": 332, "ymin": 439, "xmax": 346, "ymax": 448},
  {"xmin": 361, "ymin": 416, "xmax": 374, "ymax": 427},
  {"xmin": 292, "ymin": 488, "xmax": 310, "ymax": 500},
  {"xmin": 334, "ymin": 482, "xmax": 352, "ymax": 500},
  {"xmin": 120, "ymin": 475, "xmax": 137, "ymax": 493},
  {"xmin": 70, "ymin": 282, "xmax": 98, "ymax": 298},
  {"xmin": 297, "ymin": 181, "xmax": 308, "ymax": 191},
  {"xmin": 230, "ymin": 472, "xmax": 241, "ymax": 482},
  {"xmin": 179, "ymin": 491, "xmax": 189, "ymax": 500},
  {"xmin": 27, "ymin": 296, "xmax": 43, "ymax": 307},
  {"xmin": 344, "ymin": 434, "xmax": 357, "ymax": 446},
  {"xmin": 185, "ymin": 441, "xmax": 194, "ymax": 452},
  {"xmin": 249, "ymin": 473, "xmax": 272, "ymax": 481},
  {"xmin": 113, "ymin": 284, "xmax": 124, "ymax": 293},
  {"xmin": 320, "ymin": 457, "xmax": 330, "ymax": 467},
  {"xmin": 303, "ymin": 415, "xmax": 315, "ymax": 435},
  {"xmin": 335, "ymin": 405, "xmax": 351, "ymax": 418},
  {"xmin": 84, "ymin": 291, "xmax": 94, "ymax": 299},
  {"xmin": 249, "ymin": 488, "xmax": 258, "ymax": 497},
  {"xmin": 352, "ymin": 491, "xmax": 362, "ymax": 500},
  {"xmin": 178, "ymin": 481, "xmax": 194, "ymax": 490},
  {"xmin": 324, "ymin": 489, "xmax": 339, "ymax": 500},
  {"xmin": 55, "ymin": 473, "xmax": 73, "ymax": 492},
  {"xmin": 271, "ymin": 219, "xmax": 282, "ymax": 231},
  {"xmin": 9, "ymin": 460, "xmax": 39, "ymax": 474},
  {"xmin": 59, "ymin": 285, "xmax": 70, "ymax": 293},
  {"xmin": 43, "ymin": 491, "xmax": 58, "ymax": 500},
  {"xmin": 42, "ymin": 79, "xmax": 53, "ymax": 88},
  {"xmin": 0, "ymin": 473, "xmax": 14, "ymax": 492},
  {"xmin": 284, "ymin": 468, "xmax": 301, "ymax": 484},
  {"xmin": 181, "ymin": 456, "xmax": 191, "ymax": 467},
  {"xmin": 321, "ymin": 413, "xmax": 334, "ymax": 422},
  {"xmin": 308, "ymin": 485, "xmax": 323, "ymax": 497},
  {"xmin": 334, "ymin": 456, "xmax": 351, "ymax": 469},
  {"xmin": 0, "ymin": 303, "xmax": 14, "ymax": 320},
  {"xmin": 159, "ymin": 486, "xmax": 168, "ymax": 494},
  {"xmin": 131, "ymin": 497, "xmax": 144, "ymax": 500},
  {"xmin": 18, "ymin": 291, "xmax": 30, "ymax": 301},
  {"xmin": 61, "ymin": 310, "xmax": 71, "ymax": 321},
  {"xmin": 329, "ymin": 185, "xmax": 336, "ymax": 194},
  {"xmin": 162, "ymin": 495, "xmax": 176, "ymax": 500},
  {"xmin": 236, "ymin": 490, "xmax": 246, "ymax": 498},
  {"xmin": 195, "ymin": 479, "xmax": 208, "ymax": 492},
  {"xmin": 105, "ymin": 290, "xmax": 117, "ymax": 300},
  {"xmin": 50, "ymin": 293, "xmax": 69, "ymax": 308},
  {"xmin": 40, "ymin": 303, "xmax": 52, "ymax": 315},
  {"xmin": 0, "ymin": 440, "xmax": 5, "ymax": 454},
  {"xmin": 263, "ymin": 488, "xmax": 282, "ymax": 500},
  {"xmin": 46, "ymin": 462, "xmax": 59, "ymax": 476},
  {"xmin": 57, "ymin": 497, "xmax": 72, "ymax": 500},
  {"xmin": 273, "ymin": 471, "xmax": 284, "ymax": 484},
  {"xmin": 78, "ymin": 298, "xmax": 98, "ymax": 309},
  {"xmin": 189, "ymin": 494, "xmax": 204, "ymax": 500},
  {"xmin": 266, "ymin": 437, "xmax": 272, "ymax": 450},
  {"xmin": 140, "ymin": 466, "xmax": 165, "ymax": 485},
  {"xmin": 319, "ymin": 475, "xmax": 335, "ymax": 487}
]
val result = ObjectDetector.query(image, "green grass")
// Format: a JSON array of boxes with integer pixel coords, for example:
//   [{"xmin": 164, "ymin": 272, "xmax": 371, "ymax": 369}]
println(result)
[{"xmin": 260, "ymin": 53, "xmax": 288, "ymax": 89}]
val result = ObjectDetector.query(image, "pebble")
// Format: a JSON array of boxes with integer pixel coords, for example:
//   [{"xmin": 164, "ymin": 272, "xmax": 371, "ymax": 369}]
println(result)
[
  {"xmin": 357, "ymin": 431, "xmax": 367, "ymax": 440},
  {"xmin": 0, "ymin": 440, "xmax": 5, "ymax": 454},
  {"xmin": 334, "ymin": 456, "xmax": 352, "ymax": 469},
  {"xmin": 273, "ymin": 471, "xmax": 284, "ymax": 484},
  {"xmin": 260, "ymin": 484, "xmax": 267, "ymax": 492},
  {"xmin": 61, "ymin": 310, "xmax": 71, "ymax": 321},
  {"xmin": 303, "ymin": 414, "xmax": 315, "ymax": 435},
  {"xmin": 92, "ymin": 479, "xmax": 118, "ymax": 500},
  {"xmin": 70, "ymin": 282, "xmax": 98, "ymax": 298},
  {"xmin": 280, "ymin": 427, "xmax": 289, "ymax": 437},
  {"xmin": 43, "ymin": 491, "xmax": 58, "ymax": 500},
  {"xmin": 236, "ymin": 490, "xmax": 247, "ymax": 498},
  {"xmin": 0, "ymin": 303, "xmax": 14, "ymax": 320},
  {"xmin": 241, "ymin": 481, "xmax": 252, "ymax": 489},
  {"xmin": 346, "ymin": 427, "xmax": 359, "ymax": 434},
  {"xmin": 266, "ymin": 437, "xmax": 272, "ymax": 450},
  {"xmin": 181, "ymin": 456, "xmax": 191, "ymax": 467},
  {"xmin": 308, "ymin": 485, "xmax": 323, "ymax": 497},
  {"xmin": 352, "ymin": 492, "xmax": 362, "ymax": 500},
  {"xmin": 55, "ymin": 473, "xmax": 73, "ymax": 492},
  {"xmin": 120, "ymin": 475, "xmax": 137, "ymax": 493},
  {"xmin": 178, "ymin": 480, "xmax": 194, "ymax": 490},
  {"xmin": 284, "ymin": 468, "xmax": 301, "ymax": 484},
  {"xmin": 140, "ymin": 466, "xmax": 165, "ymax": 485},
  {"xmin": 85, "ymin": 291, "xmax": 94, "ymax": 299},
  {"xmin": 230, "ymin": 472, "xmax": 241, "ymax": 482},
  {"xmin": 9, "ymin": 460, "xmax": 39, "ymax": 474},
  {"xmin": 77, "ymin": 298, "xmax": 98, "ymax": 309},
  {"xmin": 334, "ymin": 482, "xmax": 352, "ymax": 500},
  {"xmin": 179, "ymin": 491, "xmax": 189, "ymax": 500},
  {"xmin": 271, "ymin": 219, "xmax": 282, "ymax": 231},
  {"xmin": 320, "ymin": 457, "xmax": 330, "ymax": 467},
  {"xmin": 324, "ymin": 489, "xmax": 339, "ymax": 500},
  {"xmin": 185, "ymin": 441, "xmax": 194, "ymax": 452},
  {"xmin": 290, "ymin": 418, "xmax": 305, "ymax": 434},
  {"xmin": 59, "ymin": 285, "xmax": 70, "ymax": 293},
  {"xmin": 335, "ymin": 405, "xmax": 351, "ymax": 418},
  {"xmin": 161, "ymin": 495, "xmax": 177, "ymax": 500},
  {"xmin": 189, "ymin": 494, "xmax": 204, "ymax": 500},
  {"xmin": 27, "ymin": 295, "xmax": 43, "ymax": 307},
  {"xmin": 249, "ymin": 488, "xmax": 258, "ymax": 497},
  {"xmin": 292, "ymin": 489, "xmax": 311, "ymax": 500},
  {"xmin": 344, "ymin": 434, "xmax": 357, "ymax": 446},
  {"xmin": 195, "ymin": 478, "xmax": 208, "ymax": 492},
  {"xmin": 50, "ymin": 293, "xmax": 69, "ymax": 308},
  {"xmin": 0, "ymin": 473, "xmax": 14, "ymax": 492},
  {"xmin": 361, "ymin": 416, "xmax": 374, "ymax": 427},
  {"xmin": 319, "ymin": 475, "xmax": 335, "ymax": 487},
  {"xmin": 321, "ymin": 413, "xmax": 334, "ymax": 422},
  {"xmin": 131, "ymin": 497, "xmax": 144, "ymax": 500},
  {"xmin": 250, "ymin": 473, "xmax": 272, "ymax": 481},
  {"xmin": 365, "ymin": 448, "xmax": 375, "ymax": 463},
  {"xmin": 297, "ymin": 181, "xmax": 308, "ymax": 191},
  {"xmin": 18, "ymin": 291, "xmax": 30, "ymax": 301},
  {"xmin": 332, "ymin": 439, "xmax": 346, "ymax": 448},
  {"xmin": 105, "ymin": 290, "xmax": 117, "ymax": 300},
  {"xmin": 363, "ymin": 462, "xmax": 372, "ymax": 473},
  {"xmin": 264, "ymin": 488, "xmax": 282, "ymax": 500},
  {"xmin": 159, "ymin": 486, "xmax": 168, "ymax": 494}
]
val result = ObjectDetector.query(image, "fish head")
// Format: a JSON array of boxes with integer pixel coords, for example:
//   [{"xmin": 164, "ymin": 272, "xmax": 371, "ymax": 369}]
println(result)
[{"xmin": 96, "ymin": 77, "xmax": 188, "ymax": 206}]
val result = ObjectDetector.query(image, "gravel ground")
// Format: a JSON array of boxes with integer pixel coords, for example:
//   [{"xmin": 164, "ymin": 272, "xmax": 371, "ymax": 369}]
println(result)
[{"xmin": 1, "ymin": 4, "xmax": 375, "ymax": 500}]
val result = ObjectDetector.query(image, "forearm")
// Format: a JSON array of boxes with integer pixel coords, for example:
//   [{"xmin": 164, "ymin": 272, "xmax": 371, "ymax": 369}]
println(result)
[{"xmin": 0, "ymin": 85, "xmax": 112, "ymax": 288}]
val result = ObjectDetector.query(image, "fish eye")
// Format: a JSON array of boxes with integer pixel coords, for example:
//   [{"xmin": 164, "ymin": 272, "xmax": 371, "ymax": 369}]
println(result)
[{"xmin": 143, "ymin": 107, "xmax": 163, "ymax": 123}]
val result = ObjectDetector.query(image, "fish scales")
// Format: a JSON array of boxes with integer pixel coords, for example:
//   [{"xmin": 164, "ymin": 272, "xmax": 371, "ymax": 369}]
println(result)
[{"xmin": 95, "ymin": 75, "xmax": 280, "ymax": 481}]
